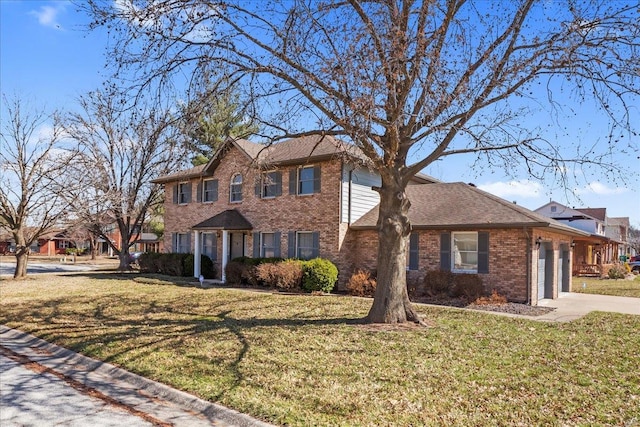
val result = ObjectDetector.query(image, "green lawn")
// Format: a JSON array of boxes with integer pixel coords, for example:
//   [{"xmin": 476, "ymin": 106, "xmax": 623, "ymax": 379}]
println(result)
[
  {"xmin": 573, "ymin": 275, "xmax": 640, "ymax": 297},
  {"xmin": 1, "ymin": 273, "xmax": 639, "ymax": 426}
]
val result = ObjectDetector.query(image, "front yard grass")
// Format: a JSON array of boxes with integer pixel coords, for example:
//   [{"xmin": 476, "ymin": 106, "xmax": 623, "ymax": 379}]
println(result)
[
  {"xmin": 1, "ymin": 273, "xmax": 639, "ymax": 426},
  {"xmin": 573, "ymin": 274, "xmax": 640, "ymax": 298}
]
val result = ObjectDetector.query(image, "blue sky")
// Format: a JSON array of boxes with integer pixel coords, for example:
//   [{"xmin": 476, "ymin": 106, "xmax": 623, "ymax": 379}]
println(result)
[{"xmin": 1, "ymin": 0, "xmax": 638, "ymax": 226}]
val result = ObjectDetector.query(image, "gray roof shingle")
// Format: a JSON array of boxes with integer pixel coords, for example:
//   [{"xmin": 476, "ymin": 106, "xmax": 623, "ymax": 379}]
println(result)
[{"xmin": 351, "ymin": 182, "xmax": 588, "ymax": 235}]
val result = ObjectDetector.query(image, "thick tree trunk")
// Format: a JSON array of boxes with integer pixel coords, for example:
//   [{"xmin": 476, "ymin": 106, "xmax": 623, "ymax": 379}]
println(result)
[
  {"xmin": 13, "ymin": 248, "xmax": 29, "ymax": 279},
  {"xmin": 366, "ymin": 179, "xmax": 425, "ymax": 325},
  {"xmin": 118, "ymin": 251, "xmax": 131, "ymax": 271}
]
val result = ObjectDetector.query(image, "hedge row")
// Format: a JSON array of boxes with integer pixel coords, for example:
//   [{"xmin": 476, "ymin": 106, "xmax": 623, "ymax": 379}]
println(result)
[
  {"xmin": 413, "ymin": 269, "xmax": 485, "ymax": 302},
  {"xmin": 225, "ymin": 257, "xmax": 338, "ymax": 293},
  {"xmin": 138, "ymin": 252, "xmax": 217, "ymax": 279}
]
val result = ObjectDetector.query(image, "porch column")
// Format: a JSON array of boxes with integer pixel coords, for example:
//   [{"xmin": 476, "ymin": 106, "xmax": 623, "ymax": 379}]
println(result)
[
  {"xmin": 193, "ymin": 230, "xmax": 201, "ymax": 278},
  {"xmin": 221, "ymin": 230, "xmax": 229, "ymax": 282}
]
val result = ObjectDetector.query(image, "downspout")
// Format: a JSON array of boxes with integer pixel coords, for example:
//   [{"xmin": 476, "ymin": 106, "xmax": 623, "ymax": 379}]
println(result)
[{"xmin": 348, "ymin": 168, "xmax": 353, "ymax": 224}]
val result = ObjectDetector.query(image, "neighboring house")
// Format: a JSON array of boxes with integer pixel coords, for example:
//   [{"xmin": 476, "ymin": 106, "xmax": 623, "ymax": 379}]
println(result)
[
  {"xmin": 605, "ymin": 217, "xmax": 631, "ymax": 260},
  {"xmin": 154, "ymin": 136, "xmax": 587, "ymax": 305},
  {"xmin": 534, "ymin": 202, "xmax": 623, "ymax": 276}
]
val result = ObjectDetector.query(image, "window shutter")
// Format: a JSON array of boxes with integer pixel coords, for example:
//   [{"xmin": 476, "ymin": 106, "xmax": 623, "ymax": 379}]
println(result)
[
  {"xmin": 289, "ymin": 169, "xmax": 297, "ymax": 195},
  {"xmin": 172, "ymin": 233, "xmax": 177, "ymax": 253},
  {"xmin": 409, "ymin": 232, "xmax": 419, "ymax": 271},
  {"xmin": 288, "ymin": 231, "xmax": 296, "ymax": 258},
  {"xmin": 252, "ymin": 232, "xmax": 260, "ymax": 258},
  {"xmin": 440, "ymin": 232, "xmax": 451, "ymax": 271},
  {"xmin": 197, "ymin": 181, "xmax": 202, "ymax": 203},
  {"xmin": 478, "ymin": 232, "xmax": 489, "ymax": 274},
  {"xmin": 211, "ymin": 233, "xmax": 218, "ymax": 261},
  {"xmin": 186, "ymin": 183, "xmax": 192, "ymax": 203},
  {"xmin": 312, "ymin": 232, "xmax": 320, "ymax": 258},
  {"xmin": 212, "ymin": 180, "xmax": 219, "ymax": 201},
  {"xmin": 275, "ymin": 172, "xmax": 282, "ymax": 196},
  {"xmin": 274, "ymin": 232, "xmax": 281, "ymax": 258},
  {"xmin": 173, "ymin": 184, "xmax": 178, "ymax": 204},
  {"xmin": 313, "ymin": 165, "xmax": 321, "ymax": 193}
]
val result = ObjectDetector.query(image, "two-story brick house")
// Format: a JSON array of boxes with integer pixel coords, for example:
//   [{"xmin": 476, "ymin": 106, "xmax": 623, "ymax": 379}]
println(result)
[{"xmin": 154, "ymin": 136, "xmax": 587, "ymax": 305}]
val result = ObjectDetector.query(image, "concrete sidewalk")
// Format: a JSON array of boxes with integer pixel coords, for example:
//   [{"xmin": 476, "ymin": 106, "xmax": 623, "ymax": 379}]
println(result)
[
  {"xmin": 536, "ymin": 292, "xmax": 640, "ymax": 322},
  {"xmin": 0, "ymin": 325, "xmax": 274, "ymax": 427}
]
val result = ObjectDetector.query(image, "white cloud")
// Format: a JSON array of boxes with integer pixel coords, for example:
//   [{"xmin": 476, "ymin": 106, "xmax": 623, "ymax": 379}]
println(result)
[
  {"xmin": 29, "ymin": 4, "xmax": 65, "ymax": 30},
  {"xmin": 576, "ymin": 181, "xmax": 628, "ymax": 196},
  {"xmin": 478, "ymin": 180, "xmax": 544, "ymax": 199}
]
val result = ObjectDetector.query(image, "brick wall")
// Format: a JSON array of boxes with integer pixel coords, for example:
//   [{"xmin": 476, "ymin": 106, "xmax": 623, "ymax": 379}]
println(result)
[
  {"xmin": 346, "ymin": 227, "xmax": 573, "ymax": 304},
  {"xmin": 163, "ymin": 146, "xmax": 345, "ymax": 278}
]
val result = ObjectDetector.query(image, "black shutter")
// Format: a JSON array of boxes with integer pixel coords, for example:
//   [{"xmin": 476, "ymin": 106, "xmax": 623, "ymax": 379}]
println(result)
[
  {"xmin": 289, "ymin": 169, "xmax": 297, "ymax": 195},
  {"xmin": 274, "ymin": 232, "xmax": 281, "ymax": 258},
  {"xmin": 288, "ymin": 231, "xmax": 296, "ymax": 258},
  {"xmin": 313, "ymin": 165, "xmax": 321, "ymax": 193},
  {"xmin": 211, "ymin": 180, "xmax": 219, "ymax": 201},
  {"xmin": 186, "ymin": 183, "xmax": 192, "ymax": 203},
  {"xmin": 252, "ymin": 232, "xmax": 260, "ymax": 258},
  {"xmin": 478, "ymin": 232, "xmax": 489, "ymax": 274},
  {"xmin": 440, "ymin": 232, "xmax": 451, "ymax": 271},
  {"xmin": 186, "ymin": 233, "xmax": 192, "ymax": 253},
  {"xmin": 275, "ymin": 172, "xmax": 282, "ymax": 196},
  {"xmin": 311, "ymin": 232, "xmax": 320, "ymax": 258},
  {"xmin": 409, "ymin": 232, "xmax": 419, "ymax": 271},
  {"xmin": 173, "ymin": 184, "xmax": 178, "ymax": 204},
  {"xmin": 197, "ymin": 181, "xmax": 202, "ymax": 202},
  {"xmin": 172, "ymin": 233, "xmax": 177, "ymax": 252}
]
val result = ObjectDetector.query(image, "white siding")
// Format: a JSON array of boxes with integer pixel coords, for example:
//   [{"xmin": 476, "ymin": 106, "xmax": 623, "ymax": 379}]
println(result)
[{"xmin": 341, "ymin": 166, "xmax": 381, "ymax": 224}]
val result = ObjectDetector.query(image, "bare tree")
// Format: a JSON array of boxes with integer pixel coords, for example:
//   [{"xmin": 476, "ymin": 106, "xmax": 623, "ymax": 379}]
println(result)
[
  {"xmin": 629, "ymin": 225, "xmax": 640, "ymax": 256},
  {"xmin": 63, "ymin": 90, "xmax": 188, "ymax": 270},
  {"xmin": 0, "ymin": 95, "xmax": 74, "ymax": 278},
  {"xmin": 84, "ymin": 0, "xmax": 639, "ymax": 324}
]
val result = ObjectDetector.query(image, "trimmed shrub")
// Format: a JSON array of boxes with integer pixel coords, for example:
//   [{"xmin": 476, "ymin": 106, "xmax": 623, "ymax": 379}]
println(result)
[
  {"xmin": 451, "ymin": 273, "xmax": 485, "ymax": 302},
  {"xmin": 301, "ymin": 258, "xmax": 338, "ymax": 293},
  {"xmin": 184, "ymin": 254, "xmax": 217, "ymax": 279},
  {"xmin": 225, "ymin": 261, "xmax": 250, "ymax": 286},
  {"xmin": 608, "ymin": 264, "xmax": 627, "ymax": 279},
  {"xmin": 255, "ymin": 260, "xmax": 303, "ymax": 290},
  {"xmin": 139, "ymin": 252, "xmax": 162, "ymax": 273},
  {"xmin": 347, "ymin": 270, "xmax": 377, "ymax": 297},
  {"xmin": 422, "ymin": 270, "xmax": 455, "ymax": 296}
]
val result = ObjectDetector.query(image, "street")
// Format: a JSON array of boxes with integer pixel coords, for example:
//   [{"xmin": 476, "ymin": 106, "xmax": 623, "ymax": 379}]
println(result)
[{"xmin": 0, "ymin": 260, "xmax": 95, "ymax": 276}]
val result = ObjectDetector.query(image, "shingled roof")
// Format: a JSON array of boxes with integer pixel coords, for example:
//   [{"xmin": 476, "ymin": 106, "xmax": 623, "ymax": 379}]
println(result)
[
  {"xmin": 351, "ymin": 182, "xmax": 588, "ymax": 235},
  {"xmin": 192, "ymin": 209, "xmax": 253, "ymax": 230},
  {"xmin": 153, "ymin": 135, "xmax": 439, "ymax": 183}
]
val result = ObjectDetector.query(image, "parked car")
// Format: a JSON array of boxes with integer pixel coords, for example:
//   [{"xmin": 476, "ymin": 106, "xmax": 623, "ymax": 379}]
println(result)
[
  {"xmin": 630, "ymin": 255, "xmax": 640, "ymax": 262},
  {"xmin": 629, "ymin": 261, "xmax": 640, "ymax": 273},
  {"xmin": 128, "ymin": 252, "xmax": 144, "ymax": 264}
]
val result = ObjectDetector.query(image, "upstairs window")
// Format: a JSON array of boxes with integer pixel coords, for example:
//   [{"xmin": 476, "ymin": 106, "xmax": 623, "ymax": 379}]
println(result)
[
  {"xmin": 289, "ymin": 165, "xmax": 321, "ymax": 195},
  {"xmin": 230, "ymin": 174, "xmax": 243, "ymax": 202},
  {"xmin": 203, "ymin": 179, "xmax": 218, "ymax": 202},
  {"xmin": 176, "ymin": 182, "xmax": 191, "ymax": 204},
  {"xmin": 260, "ymin": 171, "xmax": 282, "ymax": 198}
]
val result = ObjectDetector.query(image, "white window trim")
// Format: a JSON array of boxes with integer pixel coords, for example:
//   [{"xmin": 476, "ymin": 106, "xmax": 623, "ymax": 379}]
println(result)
[
  {"xmin": 452, "ymin": 231, "xmax": 478, "ymax": 273},
  {"xmin": 296, "ymin": 231, "xmax": 315, "ymax": 260},
  {"xmin": 230, "ymin": 173, "xmax": 243, "ymax": 203},
  {"xmin": 261, "ymin": 171, "xmax": 278, "ymax": 199},
  {"xmin": 178, "ymin": 181, "xmax": 190, "ymax": 205},
  {"xmin": 201, "ymin": 232, "xmax": 216, "ymax": 260},
  {"xmin": 297, "ymin": 166, "xmax": 315, "ymax": 196},
  {"xmin": 261, "ymin": 232, "xmax": 276, "ymax": 258},
  {"xmin": 203, "ymin": 178, "xmax": 217, "ymax": 203}
]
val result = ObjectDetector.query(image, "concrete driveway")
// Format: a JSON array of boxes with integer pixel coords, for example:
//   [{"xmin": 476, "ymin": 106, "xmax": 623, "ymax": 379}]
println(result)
[{"xmin": 537, "ymin": 292, "xmax": 640, "ymax": 322}]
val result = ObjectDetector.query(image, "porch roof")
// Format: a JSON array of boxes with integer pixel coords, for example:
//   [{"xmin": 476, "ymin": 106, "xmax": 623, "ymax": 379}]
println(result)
[{"xmin": 192, "ymin": 209, "xmax": 253, "ymax": 231}]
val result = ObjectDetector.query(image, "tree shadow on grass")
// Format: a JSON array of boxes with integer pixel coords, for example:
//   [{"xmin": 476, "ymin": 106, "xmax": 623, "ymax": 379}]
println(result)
[{"xmin": 1, "ymin": 292, "xmax": 364, "ymax": 402}]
